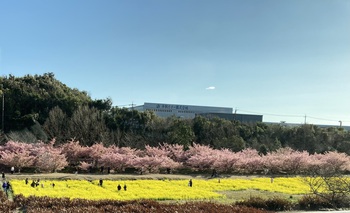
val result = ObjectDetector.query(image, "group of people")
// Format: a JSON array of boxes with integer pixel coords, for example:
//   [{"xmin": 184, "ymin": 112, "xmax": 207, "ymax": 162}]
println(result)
[
  {"xmin": 29, "ymin": 178, "xmax": 41, "ymax": 188},
  {"xmin": 1, "ymin": 167, "xmax": 15, "ymax": 197},
  {"xmin": 1, "ymin": 167, "xmax": 15, "ymax": 179},
  {"xmin": 117, "ymin": 184, "xmax": 127, "ymax": 191},
  {"xmin": 26, "ymin": 178, "xmax": 55, "ymax": 188},
  {"xmin": 99, "ymin": 179, "xmax": 127, "ymax": 191},
  {"xmin": 99, "ymin": 166, "xmax": 111, "ymax": 174}
]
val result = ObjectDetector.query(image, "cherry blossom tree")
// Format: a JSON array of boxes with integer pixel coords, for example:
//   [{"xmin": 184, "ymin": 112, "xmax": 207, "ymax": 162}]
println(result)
[
  {"xmin": 281, "ymin": 149, "xmax": 310, "ymax": 174},
  {"xmin": 212, "ymin": 149, "xmax": 240, "ymax": 173},
  {"xmin": 35, "ymin": 150, "xmax": 68, "ymax": 172},
  {"xmin": 130, "ymin": 155, "xmax": 180, "ymax": 174},
  {"xmin": 262, "ymin": 147, "xmax": 310, "ymax": 174},
  {"xmin": 127, "ymin": 144, "xmax": 181, "ymax": 174},
  {"xmin": 79, "ymin": 161, "xmax": 93, "ymax": 171},
  {"xmin": 160, "ymin": 143, "xmax": 187, "ymax": 162},
  {"xmin": 60, "ymin": 139, "xmax": 90, "ymax": 166},
  {"xmin": 32, "ymin": 139, "xmax": 68, "ymax": 172},
  {"xmin": 144, "ymin": 145, "xmax": 170, "ymax": 157},
  {"xmin": 0, "ymin": 141, "xmax": 35, "ymax": 173},
  {"xmin": 235, "ymin": 148, "xmax": 264, "ymax": 174},
  {"xmin": 185, "ymin": 143, "xmax": 218, "ymax": 171},
  {"xmin": 99, "ymin": 151, "xmax": 134, "ymax": 172},
  {"xmin": 0, "ymin": 140, "xmax": 33, "ymax": 152},
  {"xmin": 88, "ymin": 142, "xmax": 108, "ymax": 167},
  {"xmin": 3, "ymin": 140, "xmax": 350, "ymax": 177},
  {"xmin": 307, "ymin": 151, "xmax": 350, "ymax": 175},
  {"xmin": 304, "ymin": 151, "xmax": 350, "ymax": 208}
]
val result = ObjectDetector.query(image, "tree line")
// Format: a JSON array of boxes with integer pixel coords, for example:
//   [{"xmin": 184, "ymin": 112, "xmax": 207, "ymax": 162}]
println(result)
[
  {"xmin": 1, "ymin": 73, "xmax": 350, "ymax": 154},
  {"xmin": 1, "ymin": 140, "xmax": 349, "ymax": 176}
]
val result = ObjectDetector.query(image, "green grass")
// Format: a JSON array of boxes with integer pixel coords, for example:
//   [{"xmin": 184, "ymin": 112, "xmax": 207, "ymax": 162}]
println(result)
[{"xmin": 217, "ymin": 189, "xmax": 303, "ymax": 204}]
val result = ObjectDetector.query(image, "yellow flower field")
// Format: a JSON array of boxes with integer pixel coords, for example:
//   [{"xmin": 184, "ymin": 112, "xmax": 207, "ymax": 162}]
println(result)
[{"xmin": 10, "ymin": 177, "xmax": 310, "ymax": 201}]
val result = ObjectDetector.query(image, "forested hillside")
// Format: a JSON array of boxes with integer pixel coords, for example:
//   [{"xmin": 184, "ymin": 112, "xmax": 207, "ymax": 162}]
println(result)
[{"xmin": 1, "ymin": 73, "xmax": 350, "ymax": 154}]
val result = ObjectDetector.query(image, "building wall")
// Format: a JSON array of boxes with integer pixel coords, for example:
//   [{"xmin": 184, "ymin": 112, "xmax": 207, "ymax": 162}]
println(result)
[
  {"xmin": 137, "ymin": 102, "xmax": 233, "ymax": 119},
  {"xmin": 198, "ymin": 113, "xmax": 263, "ymax": 123}
]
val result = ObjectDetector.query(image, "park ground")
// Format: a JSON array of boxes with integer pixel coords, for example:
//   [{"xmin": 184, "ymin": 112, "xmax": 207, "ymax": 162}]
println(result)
[
  {"xmin": 2, "ymin": 173, "xmax": 349, "ymax": 212},
  {"xmin": 2, "ymin": 172, "xmax": 303, "ymax": 204}
]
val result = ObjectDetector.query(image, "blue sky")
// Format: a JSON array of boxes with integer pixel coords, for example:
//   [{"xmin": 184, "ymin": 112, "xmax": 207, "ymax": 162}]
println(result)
[{"xmin": 1, "ymin": 0, "xmax": 350, "ymax": 125}]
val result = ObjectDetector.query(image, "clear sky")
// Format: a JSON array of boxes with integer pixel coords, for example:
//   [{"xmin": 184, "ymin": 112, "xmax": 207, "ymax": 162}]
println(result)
[{"xmin": 1, "ymin": 0, "xmax": 349, "ymax": 126}]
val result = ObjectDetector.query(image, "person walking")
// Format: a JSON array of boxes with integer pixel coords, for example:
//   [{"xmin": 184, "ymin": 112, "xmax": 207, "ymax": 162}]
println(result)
[
  {"xmin": 2, "ymin": 181, "xmax": 7, "ymax": 193},
  {"xmin": 188, "ymin": 179, "xmax": 193, "ymax": 187}
]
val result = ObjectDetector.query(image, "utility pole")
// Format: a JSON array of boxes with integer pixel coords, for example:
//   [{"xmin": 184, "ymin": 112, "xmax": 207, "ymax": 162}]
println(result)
[
  {"xmin": 130, "ymin": 102, "xmax": 136, "ymax": 125},
  {"xmin": 1, "ymin": 91, "xmax": 4, "ymax": 134}
]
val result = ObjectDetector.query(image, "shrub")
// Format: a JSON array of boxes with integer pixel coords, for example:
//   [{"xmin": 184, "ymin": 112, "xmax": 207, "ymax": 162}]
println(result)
[
  {"xmin": 298, "ymin": 194, "xmax": 350, "ymax": 210},
  {"xmin": 12, "ymin": 196, "xmax": 273, "ymax": 213},
  {"xmin": 236, "ymin": 196, "xmax": 293, "ymax": 211},
  {"xmin": 265, "ymin": 197, "xmax": 293, "ymax": 211},
  {"xmin": 0, "ymin": 191, "xmax": 16, "ymax": 212}
]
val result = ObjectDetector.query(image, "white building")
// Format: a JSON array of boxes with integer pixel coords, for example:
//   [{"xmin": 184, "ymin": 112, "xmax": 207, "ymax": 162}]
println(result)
[{"xmin": 134, "ymin": 102, "xmax": 232, "ymax": 119}]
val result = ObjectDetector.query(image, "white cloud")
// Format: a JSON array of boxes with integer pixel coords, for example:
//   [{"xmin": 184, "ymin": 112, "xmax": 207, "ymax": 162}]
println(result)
[{"xmin": 206, "ymin": 86, "xmax": 215, "ymax": 90}]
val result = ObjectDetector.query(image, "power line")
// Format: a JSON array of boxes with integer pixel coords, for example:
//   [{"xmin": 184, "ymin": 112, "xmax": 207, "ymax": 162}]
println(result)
[
  {"xmin": 117, "ymin": 103, "xmax": 138, "ymax": 108},
  {"xmin": 236, "ymin": 109, "xmax": 304, "ymax": 118},
  {"xmin": 307, "ymin": 116, "xmax": 340, "ymax": 123},
  {"xmin": 236, "ymin": 108, "xmax": 350, "ymax": 124}
]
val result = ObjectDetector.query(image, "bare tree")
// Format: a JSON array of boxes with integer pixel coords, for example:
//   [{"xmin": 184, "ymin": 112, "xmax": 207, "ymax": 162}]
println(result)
[{"xmin": 303, "ymin": 152, "xmax": 350, "ymax": 209}]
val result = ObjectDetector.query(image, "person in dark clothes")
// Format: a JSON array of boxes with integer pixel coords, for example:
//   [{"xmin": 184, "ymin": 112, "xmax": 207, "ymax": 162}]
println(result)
[
  {"xmin": 188, "ymin": 179, "xmax": 193, "ymax": 187},
  {"xmin": 6, "ymin": 181, "xmax": 11, "ymax": 191},
  {"xmin": 2, "ymin": 182, "xmax": 7, "ymax": 192},
  {"xmin": 117, "ymin": 184, "xmax": 121, "ymax": 191},
  {"xmin": 211, "ymin": 169, "xmax": 218, "ymax": 178},
  {"xmin": 123, "ymin": 184, "xmax": 127, "ymax": 191}
]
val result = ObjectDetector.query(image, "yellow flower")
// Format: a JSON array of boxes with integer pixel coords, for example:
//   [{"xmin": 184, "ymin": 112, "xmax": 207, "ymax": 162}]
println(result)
[{"xmin": 10, "ymin": 177, "xmax": 311, "ymax": 201}]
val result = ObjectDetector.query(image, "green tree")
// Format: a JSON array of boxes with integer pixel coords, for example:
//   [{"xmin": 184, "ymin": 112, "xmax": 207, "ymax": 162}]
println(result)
[
  {"xmin": 167, "ymin": 118, "xmax": 195, "ymax": 149},
  {"xmin": 0, "ymin": 73, "xmax": 92, "ymax": 132},
  {"xmin": 68, "ymin": 106, "xmax": 110, "ymax": 146},
  {"xmin": 43, "ymin": 106, "xmax": 69, "ymax": 144},
  {"xmin": 213, "ymin": 135, "xmax": 245, "ymax": 151}
]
